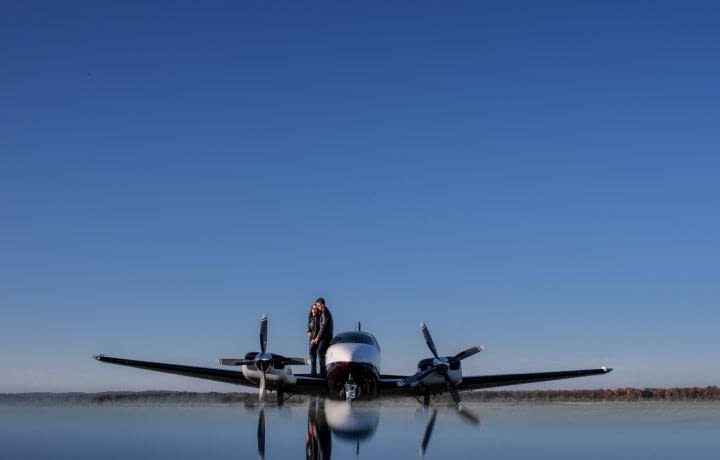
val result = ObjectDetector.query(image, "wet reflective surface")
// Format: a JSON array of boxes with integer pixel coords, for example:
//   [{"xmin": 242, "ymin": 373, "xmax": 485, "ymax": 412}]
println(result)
[{"xmin": 2, "ymin": 401, "xmax": 719, "ymax": 459}]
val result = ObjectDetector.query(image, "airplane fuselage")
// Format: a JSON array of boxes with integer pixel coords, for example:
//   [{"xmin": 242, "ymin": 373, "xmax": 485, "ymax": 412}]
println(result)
[{"xmin": 324, "ymin": 331, "xmax": 382, "ymax": 400}]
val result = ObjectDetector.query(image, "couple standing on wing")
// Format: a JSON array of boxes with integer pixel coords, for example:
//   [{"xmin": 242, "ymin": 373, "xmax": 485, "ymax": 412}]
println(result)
[{"xmin": 306, "ymin": 297, "xmax": 334, "ymax": 378}]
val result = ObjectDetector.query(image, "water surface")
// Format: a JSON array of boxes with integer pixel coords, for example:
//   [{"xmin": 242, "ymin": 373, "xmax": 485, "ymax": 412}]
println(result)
[{"xmin": 2, "ymin": 402, "xmax": 718, "ymax": 459}]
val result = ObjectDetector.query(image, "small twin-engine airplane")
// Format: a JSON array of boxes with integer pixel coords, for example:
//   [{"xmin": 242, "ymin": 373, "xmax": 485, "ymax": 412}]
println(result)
[{"xmin": 95, "ymin": 314, "xmax": 611, "ymax": 418}]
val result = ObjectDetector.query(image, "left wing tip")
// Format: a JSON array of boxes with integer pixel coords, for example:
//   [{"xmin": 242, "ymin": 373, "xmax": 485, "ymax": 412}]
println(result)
[
  {"xmin": 93, "ymin": 354, "xmax": 105, "ymax": 361},
  {"xmin": 602, "ymin": 366, "xmax": 613, "ymax": 373}
]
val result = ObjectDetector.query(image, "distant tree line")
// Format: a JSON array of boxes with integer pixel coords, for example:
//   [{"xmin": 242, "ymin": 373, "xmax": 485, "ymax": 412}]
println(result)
[
  {"xmin": 0, "ymin": 391, "xmax": 259, "ymax": 406},
  {"xmin": 90, "ymin": 391, "xmax": 257, "ymax": 405},
  {"xmin": 463, "ymin": 386, "xmax": 720, "ymax": 402}
]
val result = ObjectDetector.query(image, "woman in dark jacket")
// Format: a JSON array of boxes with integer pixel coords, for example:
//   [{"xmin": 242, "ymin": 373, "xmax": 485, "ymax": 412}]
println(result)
[{"xmin": 307, "ymin": 304, "xmax": 320, "ymax": 376}]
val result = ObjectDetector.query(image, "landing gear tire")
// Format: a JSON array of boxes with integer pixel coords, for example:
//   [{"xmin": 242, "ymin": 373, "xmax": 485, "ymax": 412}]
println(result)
[
  {"xmin": 277, "ymin": 388, "xmax": 284, "ymax": 406},
  {"xmin": 344, "ymin": 374, "xmax": 358, "ymax": 402},
  {"xmin": 423, "ymin": 392, "xmax": 430, "ymax": 407}
]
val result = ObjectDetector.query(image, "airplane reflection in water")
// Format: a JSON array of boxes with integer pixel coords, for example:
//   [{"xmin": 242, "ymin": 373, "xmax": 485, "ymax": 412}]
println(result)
[{"xmin": 256, "ymin": 397, "xmax": 476, "ymax": 459}]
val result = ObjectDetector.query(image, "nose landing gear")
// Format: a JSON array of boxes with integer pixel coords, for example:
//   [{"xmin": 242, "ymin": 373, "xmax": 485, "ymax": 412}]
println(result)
[{"xmin": 344, "ymin": 375, "xmax": 358, "ymax": 402}]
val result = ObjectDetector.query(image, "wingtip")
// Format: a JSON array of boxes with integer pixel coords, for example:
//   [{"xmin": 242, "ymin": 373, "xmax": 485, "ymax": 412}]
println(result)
[
  {"xmin": 93, "ymin": 354, "xmax": 104, "ymax": 361},
  {"xmin": 602, "ymin": 366, "xmax": 613, "ymax": 373}
]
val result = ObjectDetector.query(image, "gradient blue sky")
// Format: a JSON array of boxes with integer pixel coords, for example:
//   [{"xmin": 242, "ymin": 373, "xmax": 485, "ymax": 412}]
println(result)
[{"xmin": 2, "ymin": 1, "xmax": 719, "ymax": 392}]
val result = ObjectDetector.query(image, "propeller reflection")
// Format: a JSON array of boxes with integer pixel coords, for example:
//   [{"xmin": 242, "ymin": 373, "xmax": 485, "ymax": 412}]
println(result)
[
  {"xmin": 419, "ymin": 404, "xmax": 481, "ymax": 458},
  {"xmin": 257, "ymin": 408, "xmax": 265, "ymax": 460},
  {"xmin": 419, "ymin": 409, "xmax": 437, "ymax": 458}
]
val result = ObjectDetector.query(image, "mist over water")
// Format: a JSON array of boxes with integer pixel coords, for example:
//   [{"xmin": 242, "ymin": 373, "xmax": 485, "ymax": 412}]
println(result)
[{"xmin": 2, "ymin": 402, "xmax": 719, "ymax": 459}]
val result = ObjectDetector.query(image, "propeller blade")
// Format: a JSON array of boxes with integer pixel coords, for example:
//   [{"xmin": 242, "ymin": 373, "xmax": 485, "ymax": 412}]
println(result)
[
  {"xmin": 217, "ymin": 358, "xmax": 254, "ymax": 366},
  {"xmin": 257, "ymin": 408, "xmax": 265, "ymax": 460},
  {"xmin": 440, "ymin": 374, "xmax": 481, "ymax": 425},
  {"xmin": 420, "ymin": 322, "xmax": 439, "ymax": 359},
  {"xmin": 259, "ymin": 371, "xmax": 267, "ymax": 404},
  {"xmin": 443, "ymin": 373, "xmax": 462, "ymax": 406},
  {"xmin": 419, "ymin": 408, "xmax": 437, "ymax": 457},
  {"xmin": 397, "ymin": 367, "xmax": 437, "ymax": 387},
  {"xmin": 259, "ymin": 314, "xmax": 268, "ymax": 354},
  {"xmin": 457, "ymin": 405, "xmax": 481, "ymax": 426},
  {"xmin": 452, "ymin": 345, "xmax": 484, "ymax": 362}
]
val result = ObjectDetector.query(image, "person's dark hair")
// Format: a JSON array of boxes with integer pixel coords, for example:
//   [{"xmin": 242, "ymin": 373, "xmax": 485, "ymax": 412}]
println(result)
[{"xmin": 315, "ymin": 297, "xmax": 326, "ymax": 306}]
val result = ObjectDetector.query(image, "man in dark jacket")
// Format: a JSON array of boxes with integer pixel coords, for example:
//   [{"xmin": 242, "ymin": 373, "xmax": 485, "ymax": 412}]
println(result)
[{"xmin": 310, "ymin": 297, "xmax": 334, "ymax": 378}]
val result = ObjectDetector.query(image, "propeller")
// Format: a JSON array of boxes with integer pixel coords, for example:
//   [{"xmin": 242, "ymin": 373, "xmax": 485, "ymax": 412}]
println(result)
[
  {"xmin": 257, "ymin": 407, "xmax": 265, "ymax": 460},
  {"xmin": 259, "ymin": 371, "xmax": 267, "ymax": 404},
  {"xmin": 399, "ymin": 322, "xmax": 483, "ymax": 424},
  {"xmin": 217, "ymin": 314, "xmax": 309, "ymax": 405}
]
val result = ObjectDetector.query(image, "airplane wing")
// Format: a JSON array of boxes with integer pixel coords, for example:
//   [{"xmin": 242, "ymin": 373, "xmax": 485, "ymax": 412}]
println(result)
[
  {"xmin": 288, "ymin": 375, "xmax": 329, "ymax": 395},
  {"xmin": 377, "ymin": 374, "xmax": 414, "ymax": 395},
  {"xmin": 377, "ymin": 367, "xmax": 611, "ymax": 396},
  {"xmin": 94, "ymin": 355, "xmax": 327, "ymax": 394},
  {"xmin": 455, "ymin": 367, "xmax": 612, "ymax": 391},
  {"xmin": 94, "ymin": 355, "xmax": 252, "ymax": 386}
]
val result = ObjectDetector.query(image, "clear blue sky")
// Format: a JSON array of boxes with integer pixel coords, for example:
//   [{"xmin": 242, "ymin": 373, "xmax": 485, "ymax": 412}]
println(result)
[{"xmin": 2, "ymin": 1, "xmax": 719, "ymax": 392}]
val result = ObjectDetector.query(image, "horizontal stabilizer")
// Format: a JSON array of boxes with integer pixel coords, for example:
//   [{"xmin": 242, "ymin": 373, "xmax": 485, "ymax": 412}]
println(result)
[
  {"xmin": 216, "ymin": 357, "xmax": 309, "ymax": 366},
  {"xmin": 280, "ymin": 357, "xmax": 311, "ymax": 366}
]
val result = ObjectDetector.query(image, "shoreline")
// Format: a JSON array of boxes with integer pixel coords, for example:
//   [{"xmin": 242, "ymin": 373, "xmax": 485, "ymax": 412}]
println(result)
[{"xmin": 2, "ymin": 387, "xmax": 718, "ymax": 406}]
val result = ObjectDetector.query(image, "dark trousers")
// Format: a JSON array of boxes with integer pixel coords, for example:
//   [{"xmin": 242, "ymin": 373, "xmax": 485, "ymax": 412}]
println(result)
[
  {"xmin": 309, "ymin": 341, "xmax": 319, "ymax": 376},
  {"xmin": 317, "ymin": 338, "xmax": 330, "ymax": 378}
]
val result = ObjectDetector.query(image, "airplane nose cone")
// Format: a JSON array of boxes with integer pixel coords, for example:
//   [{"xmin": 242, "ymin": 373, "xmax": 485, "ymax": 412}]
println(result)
[{"xmin": 328, "ymin": 344, "xmax": 363, "ymax": 363}]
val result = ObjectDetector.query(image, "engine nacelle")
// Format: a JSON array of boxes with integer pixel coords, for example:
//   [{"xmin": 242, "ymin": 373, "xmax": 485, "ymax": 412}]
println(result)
[
  {"xmin": 241, "ymin": 352, "xmax": 298, "ymax": 386},
  {"xmin": 415, "ymin": 357, "xmax": 462, "ymax": 386}
]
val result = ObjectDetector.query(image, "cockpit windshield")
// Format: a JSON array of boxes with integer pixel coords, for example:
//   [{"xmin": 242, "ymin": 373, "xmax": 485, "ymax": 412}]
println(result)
[{"xmin": 330, "ymin": 332, "xmax": 378, "ymax": 347}]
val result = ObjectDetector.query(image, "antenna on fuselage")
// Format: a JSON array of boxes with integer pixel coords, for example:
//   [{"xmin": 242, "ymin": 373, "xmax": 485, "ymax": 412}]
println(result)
[{"xmin": 357, "ymin": 321, "xmax": 361, "ymax": 332}]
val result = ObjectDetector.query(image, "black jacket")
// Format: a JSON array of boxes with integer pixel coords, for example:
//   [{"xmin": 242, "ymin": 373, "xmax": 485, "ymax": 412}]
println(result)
[
  {"xmin": 307, "ymin": 314, "xmax": 319, "ymax": 340},
  {"xmin": 316, "ymin": 307, "xmax": 334, "ymax": 341}
]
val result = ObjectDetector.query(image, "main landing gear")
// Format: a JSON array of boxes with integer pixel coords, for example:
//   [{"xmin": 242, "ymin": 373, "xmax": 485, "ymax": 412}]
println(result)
[{"xmin": 275, "ymin": 386, "xmax": 298, "ymax": 406}]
